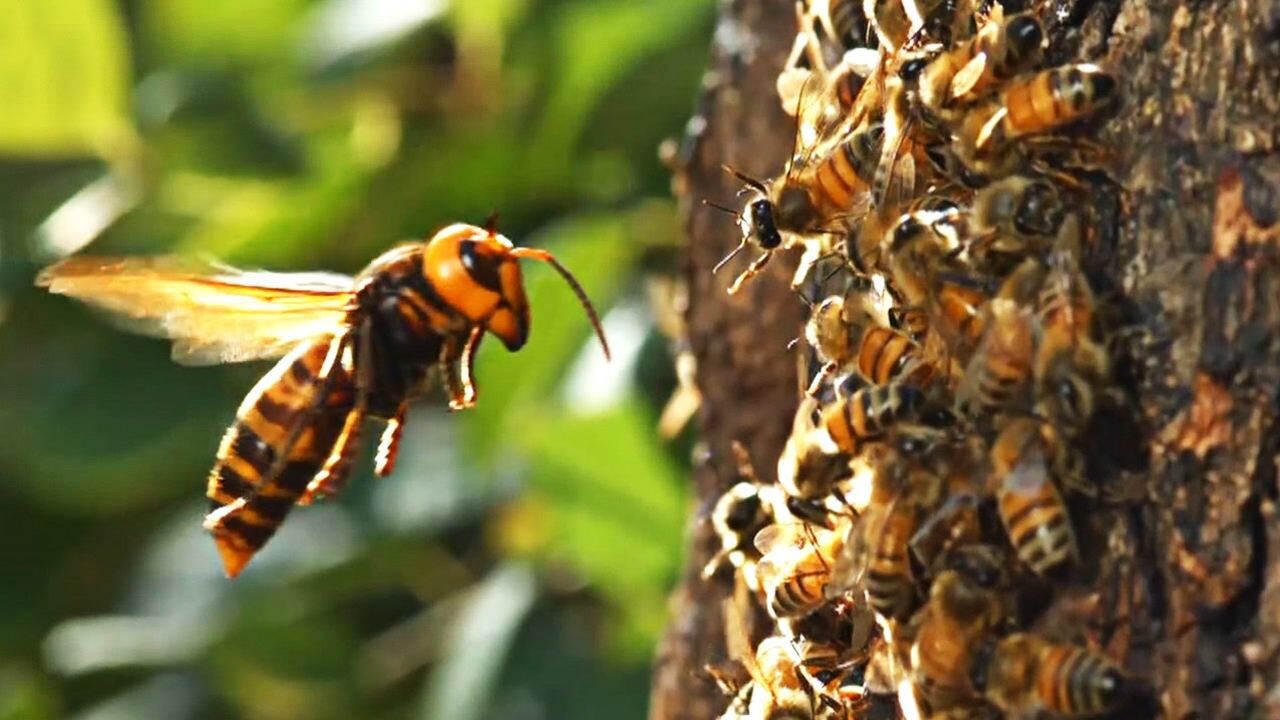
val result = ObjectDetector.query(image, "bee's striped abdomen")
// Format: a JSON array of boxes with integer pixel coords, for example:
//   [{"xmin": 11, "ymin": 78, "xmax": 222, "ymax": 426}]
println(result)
[{"xmin": 205, "ymin": 338, "xmax": 354, "ymax": 577}]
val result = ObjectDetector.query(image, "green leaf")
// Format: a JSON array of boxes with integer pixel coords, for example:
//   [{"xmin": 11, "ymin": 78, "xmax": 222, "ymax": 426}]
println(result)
[
  {"xmin": 0, "ymin": 307, "xmax": 235, "ymax": 514},
  {"xmin": 418, "ymin": 564, "xmax": 538, "ymax": 720},
  {"xmin": 522, "ymin": 405, "xmax": 685, "ymax": 585},
  {"xmin": 528, "ymin": 0, "xmax": 713, "ymax": 170},
  {"xmin": 140, "ymin": 0, "xmax": 311, "ymax": 69},
  {"xmin": 0, "ymin": 1, "xmax": 133, "ymax": 157},
  {"xmin": 518, "ymin": 401, "xmax": 687, "ymax": 658},
  {"xmin": 0, "ymin": 666, "xmax": 58, "ymax": 720}
]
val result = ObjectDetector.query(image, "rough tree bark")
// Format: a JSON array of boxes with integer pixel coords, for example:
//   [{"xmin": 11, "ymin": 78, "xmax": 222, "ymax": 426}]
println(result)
[{"xmin": 650, "ymin": 0, "xmax": 1280, "ymax": 718}]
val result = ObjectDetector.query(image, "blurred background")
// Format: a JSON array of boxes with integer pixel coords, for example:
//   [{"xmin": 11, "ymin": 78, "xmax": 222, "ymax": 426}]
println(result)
[{"xmin": 0, "ymin": 0, "xmax": 714, "ymax": 717}]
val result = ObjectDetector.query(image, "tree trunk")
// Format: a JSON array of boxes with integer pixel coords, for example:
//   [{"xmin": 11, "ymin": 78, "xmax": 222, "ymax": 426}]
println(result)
[{"xmin": 650, "ymin": 0, "xmax": 1280, "ymax": 718}]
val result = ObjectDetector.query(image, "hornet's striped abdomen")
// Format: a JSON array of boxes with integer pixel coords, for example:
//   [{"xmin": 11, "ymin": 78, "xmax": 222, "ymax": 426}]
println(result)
[{"xmin": 204, "ymin": 338, "xmax": 354, "ymax": 577}]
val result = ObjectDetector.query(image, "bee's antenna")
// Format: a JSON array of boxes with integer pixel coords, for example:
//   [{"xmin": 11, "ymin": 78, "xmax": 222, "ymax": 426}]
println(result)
[
  {"xmin": 819, "ymin": 262, "xmax": 846, "ymax": 286},
  {"xmin": 702, "ymin": 199, "xmax": 741, "ymax": 217},
  {"xmin": 483, "ymin": 211, "xmax": 501, "ymax": 234},
  {"xmin": 805, "ymin": 225, "xmax": 847, "ymax": 236},
  {"xmin": 792, "ymin": 285, "xmax": 815, "ymax": 309},
  {"xmin": 509, "ymin": 247, "xmax": 611, "ymax": 361},
  {"xmin": 713, "ymin": 241, "xmax": 748, "ymax": 275},
  {"xmin": 720, "ymin": 164, "xmax": 770, "ymax": 195}
]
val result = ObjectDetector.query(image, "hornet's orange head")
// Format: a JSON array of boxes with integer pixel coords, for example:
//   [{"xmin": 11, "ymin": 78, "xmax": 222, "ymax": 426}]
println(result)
[{"xmin": 422, "ymin": 221, "xmax": 610, "ymax": 358}]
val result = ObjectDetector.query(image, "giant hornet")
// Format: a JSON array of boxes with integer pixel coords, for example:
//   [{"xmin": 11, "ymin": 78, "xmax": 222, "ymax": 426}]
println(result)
[{"xmin": 38, "ymin": 221, "xmax": 610, "ymax": 577}]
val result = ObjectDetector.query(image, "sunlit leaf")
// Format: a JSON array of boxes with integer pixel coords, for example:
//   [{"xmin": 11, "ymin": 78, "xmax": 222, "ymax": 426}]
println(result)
[
  {"xmin": 516, "ymin": 402, "xmax": 687, "ymax": 658},
  {"xmin": 69, "ymin": 675, "xmax": 202, "ymax": 720},
  {"xmin": 0, "ymin": 1, "xmax": 133, "ymax": 157},
  {"xmin": 0, "ymin": 666, "xmax": 58, "ymax": 720},
  {"xmin": 418, "ymin": 563, "xmax": 538, "ymax": 720},
  {"xmin": 0, "ymin": 312, "xmax": 232, "ymax": 514},
  {"xmin": 528, "ymin": 0, "xmax": 713, "ymax": 169},
  {"xmin": 303, "ymin": 0, "xmax": 448, "ymax": 73},
  {"xmin": 140, "ymin": 0, "xmax": 311, "ymax": 68},
  {"xmin": 519, "ymin": 404, "xmax": 685, "ymax": 586}
]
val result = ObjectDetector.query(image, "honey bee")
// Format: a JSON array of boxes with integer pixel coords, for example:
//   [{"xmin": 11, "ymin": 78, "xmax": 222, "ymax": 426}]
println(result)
[
  {"xmin": 966, "ymin": 175, "xmax": 1066, "ymax": 275},
  {"xmin": 704, "ymin": 443, "xmax": 788, "ymax": 580},
  {"xmin": 788, "ymin": 605, "xmax": 879, "ymax": 695},
  {"xmin": 865, "ymin": 0, "xmax": 956, "ymax": 51},
  {"xmin": 775, "ymin": 396, "xmax": 857, "ymax": 512},
  {"xmin": 980, "ymin": 633, "xmax": 1127, "ymax": 717},
  {"xmin": 917, "ymin": 10, "xmax": 1044, "ymax": 119},
  {"xmin": 989, "ymin": 416, "xmax": 1078, "ymax": 577},
  {"xmin": 955, "ymin": 259, "xmax": 1045, "ymax": 418},
  {"xmin": 953, "ymin": 64, "xmax": 1119, "ymax": 177},
  {"xmin": 906, "ymin": 491, "xmax": 984, "ymax": 580},
  {"xmin": 882, "ymin": 201, "xmax": 991, "ymax": 358},
  {"xmin": 865, "ymin": 0, "xmax": 911, "ymax": 52},
  {"xmin": 908, "ymin": 545, "xmax": 1009, "ymax": 712},
  {"xmin": 38, "ymin": 222, "xmax": 609, "ymax": 577},
  {"xmin": 713, "ymin": 119, "xmax": 885, "ymax": 295},
  {"xmin": 725, "ymin": 595, "xmax": 822, "ymax": 719},
  {"xmin": 780, "ymin": 54, "xmax": 877, "ymax": 144},
  {"xmin": 804, "ymin": 288, "xmax": 938, "ymax": 396},
  {"xmin": 779, "ymin": 3, "xmax": 878, "ymax": 133},
  {"xmin": 831, "ymin": 451, "xmax": 948, "ymax": 621},
  {"xmin": 756, "ymin": 519, "xmax": 850, "ymax": 619},
  {"xmin": 811, "ymin": 0, "xmax": 868, "ymax": 49},
  {"xmin": 713, "ymin": 678, "xmax": 757, "ymax": 720},
  {"xmin": 856, "ymin": 486, "xmax": 928, "ymax": 621},
  {"xmin": 1034, "ymin": 257, "xmax": 1110, "ymax": 434},
  {"xmin": 870, "ymin": 52, "xmax": 944, "ymax": 212},
  {"xmin": 819, "ymin": 381, "xmax": 937, "ymax": 455},
  {"xmin": 747, "ymin": 637, "xmax": 823, "ymax": 719}
]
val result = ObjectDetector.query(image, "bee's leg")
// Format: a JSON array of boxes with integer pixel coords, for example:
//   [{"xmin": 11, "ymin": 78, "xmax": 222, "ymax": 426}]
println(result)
[
  {"xmin": 805, "ymin": 360, "xmax": 839, "ymax": 398},
  {"xmin": 301, "ymin": 323, "xmax": 374, "ymax": 504},
  {"xmin": 888, "ymin": 305, "xmax": 928, "ymax": 340},
  {"xmin": 441, "ymin": 326, "xmax": 484, "ymax": 409},
  {"xmin": 791, "ymin": 243, "xmax": 823, "ymax": 290},
  {"xmin": 727, "ymin": 250, "xmax": 773, "ymax": 295},
  {"xmin": 299, "ymin": 406, "xmax": 365, "ymax": 505},
  {"xmin": 1029, "ymin": 157, "xmax": 1093, "ymax": 194},
  {"xmin": 374, "ymin": 403, "xmax": 407, "ymax": 477},
  {"xmin": 459, "ymin": 326, "xmax": 483, "ymax": 406}
]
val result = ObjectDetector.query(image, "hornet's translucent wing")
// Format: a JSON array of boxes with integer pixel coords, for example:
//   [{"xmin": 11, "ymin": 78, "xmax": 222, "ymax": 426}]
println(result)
[{"xmin": 38, "ymin": 256, "xmax": 355, "ymax": 365}]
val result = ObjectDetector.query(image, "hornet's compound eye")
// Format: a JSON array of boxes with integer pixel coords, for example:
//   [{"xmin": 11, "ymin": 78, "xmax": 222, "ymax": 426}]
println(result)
[{"xmin": 458, "ymin": 239, "xmax": 504, "ymax": 292}]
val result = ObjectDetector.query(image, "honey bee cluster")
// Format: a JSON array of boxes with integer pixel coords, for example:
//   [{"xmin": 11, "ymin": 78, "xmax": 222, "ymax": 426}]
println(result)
[{"xmin": 703, "ymin": 1, "xmax": 1130, "ymax": 718}]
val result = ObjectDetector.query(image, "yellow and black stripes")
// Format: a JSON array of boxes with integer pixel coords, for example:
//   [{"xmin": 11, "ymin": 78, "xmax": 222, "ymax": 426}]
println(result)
[
  {"xmin": 767, "ymin": 563, "xmax": 831, "ymax": 618},
  {"xmin": 1034, "ymin": 642, "xmax": 1124, "ymax": 715},
  {"xmin": 855, "ymin": 326, "xmax": 935, "ymax": 386},
  {"xmin": 983, "ymin": 634, "xmax": 1125, "ymax": 716},
  {"xmin": 821, "ymin": 382, "xmax": 925, "ymax": 454},
  {"xmin": 204, "ymin": 337, "xmax": 354, "ymax": 577},
  {"xmin": 38, "ymin": 221, "xmax": 609, "ymax": 578},
  {"xmin": 990, "ymin": 419, "xmax": 1077, "ymax": 576},
  {"xmin": 809, "ymin": 124, "xmax": 879, "ymax": 214},
  {"xmin": 864, "ymin": 501, "xmax": 917, "ymax": 620}
]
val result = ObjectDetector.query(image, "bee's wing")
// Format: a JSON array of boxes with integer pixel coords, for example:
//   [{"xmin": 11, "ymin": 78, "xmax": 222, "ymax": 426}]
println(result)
[
  {"xmin": 829, "ymin": 499, "xmax": 891, "ymax": 593},
  {"xmin": 1001, "ymin": 443, "xmax": 1050, "ymax": 495},
  {"xmin": 873, "ymin": 101, "xmax": 910, "ymax": 207},
  {"xmin": 724, "ymin": 593, "xmax": 768, "ymax": 692},
  {"xmin": 37, "ymin": 256, "xmax": 355, "ymax": 365},
  {"xmin": 950, "ymin": 51, "xmax": 990, "ymax": 99},
  {"xmin": 753, "ymin": 521, "xmax": 813, "ymax": 558}
]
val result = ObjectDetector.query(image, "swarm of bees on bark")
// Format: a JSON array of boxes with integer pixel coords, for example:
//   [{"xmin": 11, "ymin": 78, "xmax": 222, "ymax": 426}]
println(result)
[{"xmin": 701, "ymin": 0, "xmax": 1134, "ymax": 717}]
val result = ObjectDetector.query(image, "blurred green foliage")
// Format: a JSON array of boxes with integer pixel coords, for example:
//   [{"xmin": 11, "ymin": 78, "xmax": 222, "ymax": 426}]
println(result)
[{"xmin": 0, "ymin": 0, "xmax": 711, "ymax": 717}]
